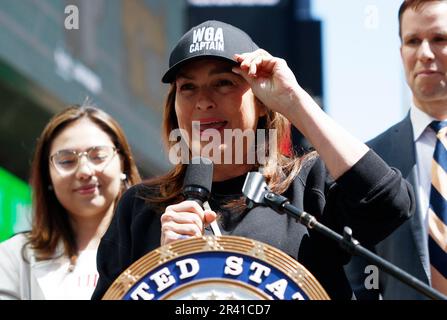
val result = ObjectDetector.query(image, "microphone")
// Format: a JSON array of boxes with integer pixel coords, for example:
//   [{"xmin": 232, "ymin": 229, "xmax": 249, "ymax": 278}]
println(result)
[
  {"xmin": 183, "ymin": 157, "xmax": 213, "ymax": 207},
  {"xmin": 242, "ymin": 172, "xmax": 269, "ymax": 208},
  {"xmin": 243, "ymin": 171, "xmax": 315, "ymax": 226}
]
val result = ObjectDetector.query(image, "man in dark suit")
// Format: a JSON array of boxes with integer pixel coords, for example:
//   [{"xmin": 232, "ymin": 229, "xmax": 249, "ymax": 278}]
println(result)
[{"xmin": 346, "ymin": 0, "xmax": 447, "ymax": 299}]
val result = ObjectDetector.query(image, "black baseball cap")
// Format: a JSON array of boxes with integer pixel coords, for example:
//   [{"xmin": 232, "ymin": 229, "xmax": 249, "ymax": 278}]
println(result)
[{"xmin": 161, "ymin": 20, "xmax": 259, "ymax": 83}]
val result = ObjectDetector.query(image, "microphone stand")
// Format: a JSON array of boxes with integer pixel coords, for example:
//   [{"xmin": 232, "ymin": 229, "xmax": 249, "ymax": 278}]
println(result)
[
  {"xmin": 264, "ymin": 191, "xmax": 446, "ymax": 300},
  {"xmin": 243, "ymin": 172, "xmax": 447, "ymax": 300}
]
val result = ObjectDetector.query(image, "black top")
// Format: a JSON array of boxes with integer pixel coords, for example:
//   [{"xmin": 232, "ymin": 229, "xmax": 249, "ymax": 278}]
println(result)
[{"xmin": 92, "ymin": 150, "xmax": 414, "ymax": 300}]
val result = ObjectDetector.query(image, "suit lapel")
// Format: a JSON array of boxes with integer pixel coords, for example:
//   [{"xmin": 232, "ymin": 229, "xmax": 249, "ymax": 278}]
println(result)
[
  {"xmin": 407, "ymin": 166, "xmax": 430, "ymax": 280},
  {"xmin": 381, "ymin": 116, "xmax": 430, "ymax": 280}
]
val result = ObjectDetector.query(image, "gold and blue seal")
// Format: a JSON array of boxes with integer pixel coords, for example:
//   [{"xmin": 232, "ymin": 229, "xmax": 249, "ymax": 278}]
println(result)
[{"xmin": 102, "ymin": 235, "xmax": 329, "ymax": 300}]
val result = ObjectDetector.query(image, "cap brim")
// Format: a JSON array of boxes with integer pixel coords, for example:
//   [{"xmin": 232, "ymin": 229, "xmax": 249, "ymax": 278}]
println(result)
[{"xmin": 161, "ymin": 55, "xmax": 238, "ymax": 83}]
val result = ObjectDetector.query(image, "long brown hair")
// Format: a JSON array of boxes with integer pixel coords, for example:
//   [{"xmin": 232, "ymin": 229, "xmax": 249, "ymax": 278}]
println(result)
[
  {"xmin": 143, "ymin": 83, "xmax": 316, "ymax": 209},
  {"xmin": 27, "ymin": 105, "xmax": 141, "ymax": 261}
]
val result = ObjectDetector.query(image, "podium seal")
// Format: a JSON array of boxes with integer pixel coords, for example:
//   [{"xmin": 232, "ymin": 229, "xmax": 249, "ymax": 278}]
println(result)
[{"xmin": 102, "ymin": 235, "xmax": 330, "ymax": 300}]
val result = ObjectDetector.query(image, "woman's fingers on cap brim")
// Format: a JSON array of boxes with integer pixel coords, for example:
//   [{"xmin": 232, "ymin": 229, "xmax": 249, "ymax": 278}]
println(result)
[{"xmin": 234, "ymin": 51, "xmax": 273, "ymax": 77}]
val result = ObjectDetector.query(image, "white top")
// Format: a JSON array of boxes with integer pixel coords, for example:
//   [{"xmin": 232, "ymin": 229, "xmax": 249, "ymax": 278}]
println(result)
[
  {"xmin": 0, "ymin": 233, "xmax": 98, "ymax": 300},
  {"xmin": 410, "ymin": 105, "xmax": 447, "ymax": 230}
]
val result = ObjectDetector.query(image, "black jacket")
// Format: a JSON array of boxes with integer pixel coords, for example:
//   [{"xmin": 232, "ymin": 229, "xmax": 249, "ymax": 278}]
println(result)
[
  {"xmin": 346, "ymin": 115, "xmax": 430, "ymax": 299},
  {"xmin": 92, "ymin": 150, "xmax": 414, "ymax": 300}
]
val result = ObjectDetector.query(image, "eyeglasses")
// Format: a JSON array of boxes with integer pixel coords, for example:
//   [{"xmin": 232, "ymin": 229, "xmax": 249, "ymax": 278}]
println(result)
[{"xmin": 50, "ymin": 146, "xmax": 118, "ymax": 175}]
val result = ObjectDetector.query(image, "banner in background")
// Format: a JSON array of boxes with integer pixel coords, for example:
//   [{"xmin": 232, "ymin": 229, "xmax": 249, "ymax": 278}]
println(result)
[{"xmin": 0, "ymin": 167, "xmax": 32, "ymax": 242}]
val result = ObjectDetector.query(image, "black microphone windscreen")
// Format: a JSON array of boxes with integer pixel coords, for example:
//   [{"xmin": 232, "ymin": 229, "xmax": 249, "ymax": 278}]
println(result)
[{"xmin": 183, "ymin": 157, "xmax": 213, "ymax": 193}]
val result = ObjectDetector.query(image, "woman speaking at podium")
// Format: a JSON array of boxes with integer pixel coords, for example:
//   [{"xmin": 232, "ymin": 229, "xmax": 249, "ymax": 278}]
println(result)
[{"xmin": 92, "ymin": 20, "xmax": 414, "ymax": 300}]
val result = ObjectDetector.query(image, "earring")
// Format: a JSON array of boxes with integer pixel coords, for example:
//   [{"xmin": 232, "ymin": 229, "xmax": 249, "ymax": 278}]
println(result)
[
  {"xmin": 120, "ymin": 173, "xmax": 127, "ymax": 181},
  {"xmin": 48, "ymin": 185, "xmax": 53, "ymax": 191}
]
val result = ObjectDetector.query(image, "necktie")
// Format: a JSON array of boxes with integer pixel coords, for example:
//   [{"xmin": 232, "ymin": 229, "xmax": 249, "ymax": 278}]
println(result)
[{"xmin": 428, "ymin": 120, "xmax": 447, "ymax": 295}]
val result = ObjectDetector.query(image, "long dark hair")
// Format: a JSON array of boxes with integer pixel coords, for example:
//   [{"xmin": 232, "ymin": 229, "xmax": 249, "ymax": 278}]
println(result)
[{"xmin": 26, "ymin": 104, "xmax": 141, "ymax": 261}]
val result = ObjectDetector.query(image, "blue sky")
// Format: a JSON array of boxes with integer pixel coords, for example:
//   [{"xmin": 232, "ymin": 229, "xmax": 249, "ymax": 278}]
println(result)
[{"xmin": 311, "ymin": 0, "xmax": 411, "ymax": 141}]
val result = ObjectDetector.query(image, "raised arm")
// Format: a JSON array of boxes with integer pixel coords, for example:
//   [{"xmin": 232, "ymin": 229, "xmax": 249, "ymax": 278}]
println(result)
[{"xmin": 233, "ymin": 49, "xmax": 369, "ymax": 179}]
